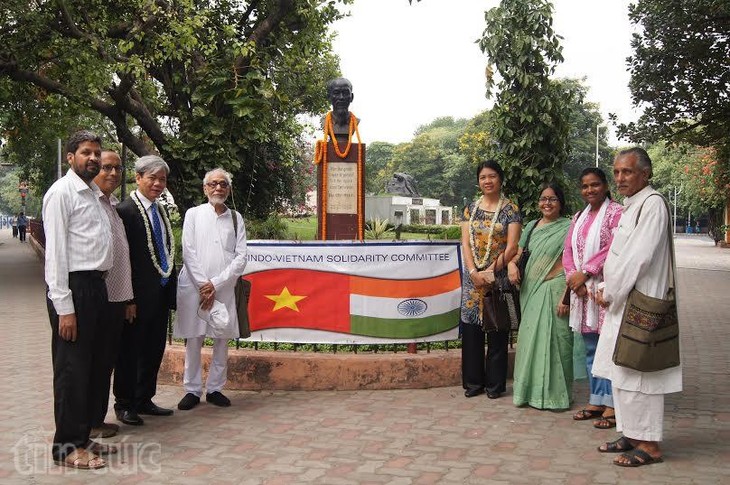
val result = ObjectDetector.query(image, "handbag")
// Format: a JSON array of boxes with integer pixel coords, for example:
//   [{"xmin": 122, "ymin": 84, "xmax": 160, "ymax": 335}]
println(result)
[
  {"xmin": 517, "ymin": 222, "xmax": 536, "ymax": 280},
  {"xmin": 483, "ymin": 253, "xmax": 521, "ymax": 332},
  {"xmin": 232, "ymin": 211, "xmax": 252, "ymax": 339},
  {"xmin": 612, "ymin": 194, "xmax": 680, "ymax": 372}
]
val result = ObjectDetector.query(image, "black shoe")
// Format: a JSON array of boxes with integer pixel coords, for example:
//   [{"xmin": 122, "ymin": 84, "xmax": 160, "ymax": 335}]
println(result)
[
  {"xmin": 138, "ymin": 402, "xmax": 174, "ymax": 416},
  {"xmin": 115, "ymin": 409, "xmax": 144, "ymax": 426},
  {"xmin": 206, "ymin": 391, "xmax": 231, "ymax": 407},
  {"xmin": 487, "ymin": 391, "xmax": 502, "ymax": 399},
  {"xmin": 178, "ymin": 393, "xmax": 201, "ymax": 411},
  {"xmin": 464, "ymin": 388, "xmax": 485, "ymax": 398}
]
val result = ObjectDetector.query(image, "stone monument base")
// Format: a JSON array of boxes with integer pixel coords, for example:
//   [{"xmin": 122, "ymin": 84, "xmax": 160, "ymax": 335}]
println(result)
[{"xmin": 158, "ymin": 343, "xmax": 516, "ymax": 391}]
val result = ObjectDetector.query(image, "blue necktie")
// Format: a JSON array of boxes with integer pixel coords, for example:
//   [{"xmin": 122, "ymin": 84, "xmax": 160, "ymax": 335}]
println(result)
[{"xmin": 150, "ymin": 203, "xmax": 169, "ymax": 286}]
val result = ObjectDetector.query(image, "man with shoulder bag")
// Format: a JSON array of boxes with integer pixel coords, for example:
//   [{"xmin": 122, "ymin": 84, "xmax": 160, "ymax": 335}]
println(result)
[
  {"xmin": 593, "ymin": 147, "xmax": 682, "ymax": 467},
  {"xmin": 173, "ymin": 168, "xmax": 247, "ymax": 410}
]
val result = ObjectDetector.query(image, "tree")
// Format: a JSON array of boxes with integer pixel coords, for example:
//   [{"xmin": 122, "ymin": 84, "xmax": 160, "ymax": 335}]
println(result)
[
  {"xmin": 364, "ymin": 141, "xmax": 396, "ymax": 194},
  {"xmin": 648, "ymin": 142, "xmax": 730, "ymax": 242},
  {"xmin": 0, "ymin": 0, "xmax": 348, "ymax": 217},
  {"xmin": 479, "ymin": 0, "xmax": 576, "ymax": 218},
  {"xmin": 617, "ymin": 0, "xmax": 730, "ymax": 151},
  {"xmin": 388, "ymin": 117, "xmax": 473, "ymax": 207}
]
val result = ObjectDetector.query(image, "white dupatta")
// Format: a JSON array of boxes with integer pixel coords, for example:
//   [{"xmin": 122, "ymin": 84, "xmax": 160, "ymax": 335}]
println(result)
[{"xmin": 569, "ymin": 197, "xmax": 609, "ymax": 332}]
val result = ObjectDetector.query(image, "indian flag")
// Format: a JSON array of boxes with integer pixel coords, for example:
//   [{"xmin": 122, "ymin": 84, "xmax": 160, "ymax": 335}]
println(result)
[{"xmin": 245, "ymin": 268, "xmax": 461, "ymax": 339}]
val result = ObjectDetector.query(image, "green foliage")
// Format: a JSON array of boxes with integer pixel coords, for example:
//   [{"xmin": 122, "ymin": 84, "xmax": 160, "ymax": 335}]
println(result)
[
  {"xmin": 617, "ymin": 0, "xmax": 730, "ymax": 151},
  {"xmin": 364, "ymin": 218, "xmax": 394, "ymax": 240},
  {"xmin": 399, "ymin": 224, "xmax": 451, "ymax": 235},
  {"xmin": 478, "ymin": 0, "xmax": 574, "ymax": 219},
  {"xmin": 648, "ymin": 142, "xmax": 730, "ymax": 242},
  {"xmin": 0, "ymin": 168, "xmax": 42, "ymax": 217},
  {"xmin": 365, "ymin": 141, "xmax": 397, "ymax": 194},
  {"xmin": 440, "ymin": 225, "xmax": 462, "ymax": 240},
  {"xmin": 387, "ymin": 117, "xmax": 473, "ymax": 206},
  {"xmin": 246, "ymin": 214, "xmax": 289, "ymax": 240},
  {"xmin": 0, "ymin": 0, "xmax": 350, "ymax": 217},
  {"xmin": 283, "ymin": 217, "xmax": 317, "ymax": 240}
]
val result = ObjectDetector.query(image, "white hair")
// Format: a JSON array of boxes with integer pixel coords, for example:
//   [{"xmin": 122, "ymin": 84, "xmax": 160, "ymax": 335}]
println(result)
[
  {"xmin": 203, "ymin": 168, "xmax": 233, "ymax": 187},
  {"xmin": 135, "ymin": 155, "xmax": 169, "ymax": 175}
]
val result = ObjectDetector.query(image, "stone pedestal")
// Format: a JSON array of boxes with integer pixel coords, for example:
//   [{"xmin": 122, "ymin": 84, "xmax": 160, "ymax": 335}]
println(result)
[{"xmin": 316, "ymin": 142, "xmax": 366, "ymax": 240}]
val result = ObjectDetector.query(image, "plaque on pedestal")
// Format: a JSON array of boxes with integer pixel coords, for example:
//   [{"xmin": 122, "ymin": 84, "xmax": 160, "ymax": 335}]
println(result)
[{"xmin": 315, "ymin": 142, "xmax": 366, "ymax": 240}]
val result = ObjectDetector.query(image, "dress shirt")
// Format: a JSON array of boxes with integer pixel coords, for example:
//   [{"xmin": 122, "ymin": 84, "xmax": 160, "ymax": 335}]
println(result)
[
  {"xmin": 99, "ymin": 193, "xmax": 134, "ymax": 302},
  {"xmin": 133, "ymin": 190, "xmax": 168, "ymax": 249},
  {"xmin": 43, "ymin": 169, "xmax": 113, "ymax": 315}
]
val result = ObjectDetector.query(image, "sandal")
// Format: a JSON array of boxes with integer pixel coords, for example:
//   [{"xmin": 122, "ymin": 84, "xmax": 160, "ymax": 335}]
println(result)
[
  {"xmin": 594, "ymin": 416, "xmax": 617, "ymax": 429},
  {"xmin": 54, "ymin": 448, "xmax": 106, "ymax": 470},
  {"xmin": 614, "ymin": 448, "xmax": 664, "ymax": 467},
  {"xmin": 87, "ymin": 441, "xmax": 118, "ymax": 455},
  {"xmin": 573, "ymin": 408, "xmax": 604, "ymax": 421},
  {"xmin": 598, "ymin": 436, "xmax": 634, "ymax": 453}
]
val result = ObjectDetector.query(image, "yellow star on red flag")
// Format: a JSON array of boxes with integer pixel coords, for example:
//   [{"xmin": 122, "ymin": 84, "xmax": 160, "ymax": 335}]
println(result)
[{"xmin": 265, "ymin": 286, "xmax": 307, "ymax": 312}]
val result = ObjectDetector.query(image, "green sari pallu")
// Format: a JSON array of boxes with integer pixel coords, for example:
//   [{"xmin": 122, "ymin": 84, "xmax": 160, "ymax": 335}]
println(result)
[{"xmin": 513, "ymin": 218, "xmax": 573, "ymax": 410}]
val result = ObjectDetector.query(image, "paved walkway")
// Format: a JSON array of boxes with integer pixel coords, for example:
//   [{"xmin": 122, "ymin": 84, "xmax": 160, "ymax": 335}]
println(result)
[{"xmin": 0, "ymin": 230, "xmax": 728, "ymax": 484}]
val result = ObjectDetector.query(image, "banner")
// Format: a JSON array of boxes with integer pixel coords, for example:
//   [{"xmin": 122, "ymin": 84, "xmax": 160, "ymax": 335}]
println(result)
[{"xmin": 242, "ymin": 241, "xmax": 462, "ymax": 344}]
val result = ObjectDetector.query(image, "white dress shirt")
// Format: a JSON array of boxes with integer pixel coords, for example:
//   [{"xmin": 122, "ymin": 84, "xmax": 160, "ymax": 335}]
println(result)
[
  {"xmin": 173, "ymin": 203, "xmax": 247, "ymax": 339},
  {"xmin": 43, "ymin": 169, "xmax": 113, "ymax": 315}
]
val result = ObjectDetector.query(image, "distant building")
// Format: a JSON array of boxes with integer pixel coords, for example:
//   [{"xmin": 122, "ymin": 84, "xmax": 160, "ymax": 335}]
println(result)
[{"xmin": 365, "ymin": 195, "xmax": 453, "ymax": 226}]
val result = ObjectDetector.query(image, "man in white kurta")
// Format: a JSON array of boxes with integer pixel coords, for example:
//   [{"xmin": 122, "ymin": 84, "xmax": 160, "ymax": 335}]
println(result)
[
  {"xmin": 594, "ymin": 147, "xmax": 682, "ymax": 466},
  {"xmin": 173, "ymin": 168, "xmax": 247, "ymax": 410}
]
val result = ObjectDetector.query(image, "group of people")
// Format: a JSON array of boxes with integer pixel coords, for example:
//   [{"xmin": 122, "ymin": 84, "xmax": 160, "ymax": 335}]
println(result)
[
  {"xmin": 10, "ymin": 212, "xmax": 28, "ymax": 241},
  {"xmin": 459, "ymin": 147, "xmax": 682, "ymax": 467},
  {"xmin": 42, "ymin": 130, "xmax": 247, "ymax": 470}
]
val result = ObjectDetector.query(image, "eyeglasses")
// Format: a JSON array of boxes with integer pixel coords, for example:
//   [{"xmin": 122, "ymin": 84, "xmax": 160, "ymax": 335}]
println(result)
[
  {"xmin": 205, "ymin": 181, "xmax": 230, "ymax": 189},
  {"xmin": 538, "ymin": 196, "xmax": 559, "ymax": 204},
  {"xmin": 100, "ymin": 165, "xmax": 122, "ymax": 173}
]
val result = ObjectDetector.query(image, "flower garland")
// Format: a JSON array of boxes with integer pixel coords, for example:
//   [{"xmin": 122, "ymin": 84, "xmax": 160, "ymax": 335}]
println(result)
[
  {"xmin": 469, "ymin": 195, "xmax": 504, "ymax": 270},
  {"xmin": 313, "ymin": 111, "xmax": 363, "ymax": 240},
  {"xmin": 131, "ymin": 192, "xmax": 175, "ymax": 278}
]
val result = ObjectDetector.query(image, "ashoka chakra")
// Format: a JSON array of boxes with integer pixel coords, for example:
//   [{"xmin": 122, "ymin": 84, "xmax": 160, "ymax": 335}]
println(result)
[{"xmin": 397, "ymin": 298, "xmax": 428, "ymax": 317}]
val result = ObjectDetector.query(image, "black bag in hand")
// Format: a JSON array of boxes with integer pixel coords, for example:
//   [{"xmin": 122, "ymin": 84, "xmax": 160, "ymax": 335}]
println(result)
[{"xmin": 232, "ymin": 211, "xmax": 251, "ymax": 338}]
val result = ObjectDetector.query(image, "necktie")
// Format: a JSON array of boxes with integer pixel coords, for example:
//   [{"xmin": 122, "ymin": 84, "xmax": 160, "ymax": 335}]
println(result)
[{"xmin": 150, "ymin": 203, "xmax": 169, "ymax": 286}]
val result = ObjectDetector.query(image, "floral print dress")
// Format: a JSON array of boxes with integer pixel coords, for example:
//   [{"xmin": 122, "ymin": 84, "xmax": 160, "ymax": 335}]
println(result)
[{"xmin": 460, "ymin": 200, "xmax": 521, "ymax": 329}]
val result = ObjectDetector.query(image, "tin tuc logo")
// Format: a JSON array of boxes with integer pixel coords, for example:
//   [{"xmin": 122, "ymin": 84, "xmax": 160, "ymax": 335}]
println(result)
[{"xmin": 397, "ymin": 298, "xmax": 428, "ymax": 317}]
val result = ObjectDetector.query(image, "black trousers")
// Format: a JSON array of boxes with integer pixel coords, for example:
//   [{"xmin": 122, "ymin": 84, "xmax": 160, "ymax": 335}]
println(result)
[
  {"xmin": 461, "ymin": 323, "xmax": 510, "ymax": 395},
  {"xmin": 91, "ymin": 301, "xmax": 125, "ymax": 428},
  {"xmin": 114, "ymin": 289, "xmax": 169, "ymax": 412},
  {"xmin": 47, "ymin": 271, "xmax": 108, "ymax": 460},
  {"xmin": 18, "ymin": 226, "xmax": 26, "ymax": 241}
]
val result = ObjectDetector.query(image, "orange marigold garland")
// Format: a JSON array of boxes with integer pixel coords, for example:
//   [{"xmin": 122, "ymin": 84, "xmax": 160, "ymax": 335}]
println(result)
[{"xmin": 313, "ymin": 111, "xmax": 363, "ymax": 240}]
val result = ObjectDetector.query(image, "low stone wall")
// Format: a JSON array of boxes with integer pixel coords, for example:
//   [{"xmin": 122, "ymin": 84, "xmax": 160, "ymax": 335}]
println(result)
[{"xmin": 159, "ymin": 343, "xmax": 516, "ymax": 391}]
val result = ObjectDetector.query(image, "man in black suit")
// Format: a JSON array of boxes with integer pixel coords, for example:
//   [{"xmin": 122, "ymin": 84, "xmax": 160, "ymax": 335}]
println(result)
[{"xmin": 114, "ymin": 155, "xmax": 177, "ymax": 425}]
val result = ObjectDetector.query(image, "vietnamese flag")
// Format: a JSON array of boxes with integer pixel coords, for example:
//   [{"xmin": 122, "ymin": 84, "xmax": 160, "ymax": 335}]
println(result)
[{"xmin": 244, "ymin": 268, "xmax": 461, "ymax": 338}]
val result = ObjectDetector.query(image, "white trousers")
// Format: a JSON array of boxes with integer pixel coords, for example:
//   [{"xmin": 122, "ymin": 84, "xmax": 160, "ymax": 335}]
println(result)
[
  {"xmin": 614, "ymin": 387, "xmax": 664, "ymax": 442},
  {"xmin": 183, "ymin": 337, "xmax": 229, "ymax": 397}
]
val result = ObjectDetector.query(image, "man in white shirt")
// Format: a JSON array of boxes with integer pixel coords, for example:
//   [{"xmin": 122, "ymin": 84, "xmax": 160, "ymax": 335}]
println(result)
[
  {"xmin": 90, "ymin": 150, "xmax": 136, "ymax": 439},
  {"xmin": 43, "ymin": 130, "xmax": 113, "ymax": 469},
  {"xmin": 174, "ymin": 168, "xmax": 247, "ymax": 410},
  {"xmin": 594, "ymin": 147, "xmax": 682, "ymax": 467}
]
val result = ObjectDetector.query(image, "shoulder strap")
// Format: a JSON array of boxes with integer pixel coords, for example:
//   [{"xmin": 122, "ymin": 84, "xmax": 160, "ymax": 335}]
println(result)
[
  {"xmin": 634, "ymin": 193, "xmax": 676, "ymax": 290},
  {"xmin": 523, "ymin": 220, "xmax": 536, "ymax": 250},
  {"xmin": 231, "ymin": 208, "xmax": 240, "ymax": 251}
]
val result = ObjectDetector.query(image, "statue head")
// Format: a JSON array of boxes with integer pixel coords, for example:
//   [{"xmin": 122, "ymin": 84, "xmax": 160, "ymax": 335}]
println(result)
[{"xmin": 327, "ymin": 77, "xmax": 354, "ymax": 118}]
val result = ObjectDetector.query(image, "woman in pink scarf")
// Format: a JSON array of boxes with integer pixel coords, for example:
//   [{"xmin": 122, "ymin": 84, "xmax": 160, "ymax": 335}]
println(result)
[{"xmin": 563, "ymin": 168, "xmax": 623, "ymax": 428}]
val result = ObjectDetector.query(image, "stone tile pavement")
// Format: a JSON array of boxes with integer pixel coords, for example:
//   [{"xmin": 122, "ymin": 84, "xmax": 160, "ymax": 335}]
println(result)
[{"xmin": 0, "ymin": 229, "xmax": 728, "ymax": 484}]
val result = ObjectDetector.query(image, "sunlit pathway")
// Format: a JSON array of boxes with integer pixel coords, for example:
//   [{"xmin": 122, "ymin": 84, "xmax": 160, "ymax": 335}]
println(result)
[{"xmin": 0, "ymin": 229, "xmax": 728, "ymax": 483}]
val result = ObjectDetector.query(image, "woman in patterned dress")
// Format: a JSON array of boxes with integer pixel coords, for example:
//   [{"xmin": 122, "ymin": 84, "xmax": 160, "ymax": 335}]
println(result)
[
  {"xmin": 460, "ymin": 160, "xmax": 522, "ymax": 399},
  {"xmin": 563, "ymin": 167, "xmax": 623, "ymax": 427}
]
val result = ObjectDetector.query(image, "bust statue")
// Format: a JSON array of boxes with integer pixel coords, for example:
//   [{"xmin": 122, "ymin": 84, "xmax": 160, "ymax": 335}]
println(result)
[
  {"xmin": 326, "ymin": 77, "xmax": 359, "ymax": 141},
  {"xmin": 385, "ymin": 173, "xmax": 420, "ymax": 197}
]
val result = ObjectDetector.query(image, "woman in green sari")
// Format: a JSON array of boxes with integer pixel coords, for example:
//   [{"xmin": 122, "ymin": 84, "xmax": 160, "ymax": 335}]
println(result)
[{"xmin": 508, "ymin": 184, "xmax": 573, "ymax": 410}]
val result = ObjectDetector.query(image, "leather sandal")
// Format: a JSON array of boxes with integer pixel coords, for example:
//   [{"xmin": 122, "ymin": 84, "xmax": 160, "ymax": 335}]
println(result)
[
  {"xmin": 573, "ymin": 408, "xmax": 604, "ymax": 420},
  {"xmin": 54, "ymin": 448, "xmax": 106, "ymax": 470},
  {"xmin": 598, "ymin": 436, "xmax": 634, "ymax": 453},
  {"xmin": 614, "ymin": 448, "xmax": 664, "ymax": 467},
  {"xmin": 593, "ymin": 416, "xmax": 617, "ymax": 429}
]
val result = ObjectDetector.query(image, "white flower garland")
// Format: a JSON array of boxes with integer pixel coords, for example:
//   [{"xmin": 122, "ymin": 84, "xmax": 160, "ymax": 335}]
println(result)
[
  {"xmin": 131, "ymin": 192, "xmax": 174, "ymax": 278},
  {"xmin": 469, "ymin": 195, "xmax": 504, "ymax": 270}
]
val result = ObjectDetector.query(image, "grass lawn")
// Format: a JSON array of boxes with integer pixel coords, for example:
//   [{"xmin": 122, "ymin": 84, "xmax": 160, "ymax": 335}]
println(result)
[{"xmin": 282, "ymin": 217, "xmax": 441, "ymax": 241}]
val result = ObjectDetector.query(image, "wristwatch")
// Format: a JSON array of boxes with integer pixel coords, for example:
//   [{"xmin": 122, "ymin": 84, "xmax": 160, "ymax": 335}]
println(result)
[{"xmin": 581, "ymin": 269, "xmax": 591, "ymax": 277}]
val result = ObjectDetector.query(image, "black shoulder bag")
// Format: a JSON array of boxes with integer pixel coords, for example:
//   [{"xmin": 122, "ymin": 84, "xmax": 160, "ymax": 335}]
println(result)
[{"xmin": 232, "ymin": 211, "xmax": 252, "ymax": 339}]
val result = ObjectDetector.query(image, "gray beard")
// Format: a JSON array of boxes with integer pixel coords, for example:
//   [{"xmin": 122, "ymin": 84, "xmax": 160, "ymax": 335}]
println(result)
[{"xmin": 208, "ymin": 195, "xmax": 227, "ymax": 206}]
